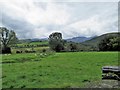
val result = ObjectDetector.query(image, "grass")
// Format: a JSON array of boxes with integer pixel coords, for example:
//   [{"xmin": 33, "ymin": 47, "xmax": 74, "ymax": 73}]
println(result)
[
  {"xmin": 17, "ymin": 41, "xmax": 48, "ymax": 46},
  {"xmin": 28, "ymin": 41, "xmax": 48, "ymax": 45},
  {"xmin": 2, "ymin": 52, "xmax": 118, "ymax": 88},
  {"xmin": 11, "ymin": 46, "xmax": 49, "ymax": 53},
  {"xmin": 2, "ymin": 53, "xmax": 38, "ymax": 63},
  {"xmin": 2, "ymin": 51, "xmax": 54, "ymax": 63}
]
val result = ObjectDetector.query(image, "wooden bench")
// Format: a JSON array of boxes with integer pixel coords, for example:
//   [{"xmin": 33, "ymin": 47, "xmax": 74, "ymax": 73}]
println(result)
[{"xmin": 102, "ymin": 66, "xmax": 120, "ymax": 81}]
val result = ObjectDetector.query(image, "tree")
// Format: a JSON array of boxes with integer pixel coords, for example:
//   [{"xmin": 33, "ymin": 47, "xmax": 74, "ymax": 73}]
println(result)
[
  {"xmin": 98, "ymin": 35, "xmax": 120, "ymax": 51},
  {"xmin": 69, "ymin": 43, "xmax": 77, "ymax": 52},
  {"xmin": 49, "ymin": 32, "xmax": 64, "ymax": 52},
  {"xmin": 0, "ymin": 27, "xmax": 18, "ymax": 53}
]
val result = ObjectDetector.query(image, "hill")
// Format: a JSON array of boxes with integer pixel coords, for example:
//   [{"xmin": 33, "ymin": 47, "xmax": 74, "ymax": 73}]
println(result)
[
  {"xmin": 17, "ymin": 32, "xmax": 119, "ymax": 51},
  {"xmin": 19, "ymin": 38, "xmax": 48, "ymax": 43},
  {"xmin": 82, "ymin": 32, "xmax": 119, "ymax": 49},
  {"xmin": 66, "ymin": 36, "xmax": 95, "ymax": 43}
]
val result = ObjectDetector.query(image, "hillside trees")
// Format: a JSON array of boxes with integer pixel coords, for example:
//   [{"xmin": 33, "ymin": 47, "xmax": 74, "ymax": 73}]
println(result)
[
  {"xmin": 0, "ymin": 27, "xmax": 18, "ymax": 54},
  {"xmin": 98, "ymin": 35, "xmax": 120, "ymax": 51},
  {"xmin": 49, "ymin": 32, "xmax": 64, "ymax": 52},
  {"xmin": 69, "ymin": 43, "xmax": 78, "ymax": 51}
]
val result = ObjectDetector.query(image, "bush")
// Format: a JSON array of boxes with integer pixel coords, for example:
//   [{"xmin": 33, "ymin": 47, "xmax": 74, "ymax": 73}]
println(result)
[
  {"xmin": 42, "ymin": 49, "xmax": 46, "ymax": 53},
  {"xmin": 98, "ymin": 36, "xmax": 120, "ymax": 51},
  {"xmin": 2, "ymin": 47, "xmax": 11, "ymax": 54}
]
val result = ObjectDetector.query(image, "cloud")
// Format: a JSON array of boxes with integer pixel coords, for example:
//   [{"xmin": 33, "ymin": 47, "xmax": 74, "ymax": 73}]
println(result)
[
  {"xmin": 60, "ymin": 2, "xmax": 118, "ymax": 38},
  {"xmin": 63, "ymin": 13, "xmax": 118, "ymax": 38},
  {"xmin": 1, "ymin": 0, "xmax": 71, "ymax": 26},
  {"xmin": 0, "ymin": 0, "xmax": 118, "ymax": 39}
]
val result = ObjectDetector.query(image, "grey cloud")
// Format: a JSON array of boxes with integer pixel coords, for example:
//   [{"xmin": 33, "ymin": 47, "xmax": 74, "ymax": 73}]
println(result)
[
  {"xmin": 2, "ymin": 13, "xmax": 35, "ymax": 39},
  {"xmin": 1, "ymin": 1, "xmax": 118, "ymax": 39}
]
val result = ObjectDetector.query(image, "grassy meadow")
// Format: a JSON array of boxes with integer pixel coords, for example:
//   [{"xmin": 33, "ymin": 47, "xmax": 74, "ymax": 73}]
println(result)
[
  {"xmin": 11, "ymin": 41, "xmax": 49, "ymax": 54},
  {"xmin": 2, "ymin": 52, "xmax": 118, "ymax": 88},
  {"xmin": 11, "ymin": 46, "xmax": 49, "ymax": 54},
  {"xmin": 16, "ymin": 41, "xmax": 48, "ymax": 46}
]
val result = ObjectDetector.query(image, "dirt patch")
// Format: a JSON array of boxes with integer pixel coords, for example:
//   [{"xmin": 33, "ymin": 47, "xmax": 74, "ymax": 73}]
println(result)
[{"xmin": 85, "ymin": 80, "xmax": 120, "ymax": 88}]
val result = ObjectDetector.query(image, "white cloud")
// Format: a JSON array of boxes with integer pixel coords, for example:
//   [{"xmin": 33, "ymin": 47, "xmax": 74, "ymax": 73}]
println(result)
[
  {"xmin": 0, "ymin": 0, "xmax": 118, "ymax": 39},
  {"xmin": 67, "ymin": 16, "xmax": 109, "ymax": 36},
  {"xmin": 60, "ymin": 2, "xmax": 118, "ymax": 38},
  {"xmin": 1, "ymin": 1, "xmax": 71, "ymax": 26},
  {"xmin": 61, "ymin": 14, "xmax": 118, "ymax": 38}
]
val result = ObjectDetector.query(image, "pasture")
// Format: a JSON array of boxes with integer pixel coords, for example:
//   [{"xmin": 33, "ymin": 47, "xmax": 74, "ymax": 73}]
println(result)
[
  {"xmin": 16, "ymin": 40, "xmax": 48, "ymax": 47},
  {"xmin": 11, "ymin": 41, "xmax": 49, "ymax": 54},
  {"xmin": 11, "ymin": 46, "xmax": 49, "ymax": 54},
  {"xmin": 2, "ymin": 52, "xmax": 118, "ymax": 88}
]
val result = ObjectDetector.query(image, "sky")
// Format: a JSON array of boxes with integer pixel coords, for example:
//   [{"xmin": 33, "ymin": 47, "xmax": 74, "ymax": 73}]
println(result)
[{"xmin": 0, "ymin": 0, "xmax": 119, "ymax": 39}]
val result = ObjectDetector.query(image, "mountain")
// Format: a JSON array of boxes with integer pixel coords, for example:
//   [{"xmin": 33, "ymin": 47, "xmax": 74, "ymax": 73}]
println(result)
[
  {"xmin": 31, "ymin": 38, "xmax": 48, "ymax": 42},
  {"xmin": 82, "ymin": 32, "xmax": 119, "ymax": 48},
  {"xmin": 19, "ymin": 38, "xmax": 48, "ymax": 43},
  {"xmin": 66, "ymin": 36, "xmax": 96, "ymax": 43}
]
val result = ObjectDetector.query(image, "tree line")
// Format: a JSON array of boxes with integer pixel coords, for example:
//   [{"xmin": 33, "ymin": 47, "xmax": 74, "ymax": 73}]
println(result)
[
  {"xmin": 0, "ymin": 27, "xmax": 119, "ymax": 54},
  {"xmin": 49, "ymin": 32, "xmax": 120, "ymax": 52},
  {"xmin": 98, "ymin": 35, "xmax": 120, "ymax": 51}
]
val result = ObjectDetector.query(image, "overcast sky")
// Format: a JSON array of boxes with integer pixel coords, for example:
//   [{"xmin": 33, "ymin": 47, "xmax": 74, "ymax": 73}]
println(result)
[{"xmin": 0, "ymin": 0, "xmax": 119, "ymax": 39}]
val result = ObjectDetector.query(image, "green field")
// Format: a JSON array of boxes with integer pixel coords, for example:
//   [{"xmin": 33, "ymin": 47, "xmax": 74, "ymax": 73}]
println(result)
[
  {"xmin": 11, "ymin": 41, "xmax": 49, "ymax": 53},
  {"xmin": 11, "ymin": 46, "xmax": 49, "ymax": 53},
  {"xmin": 16, "ymin": 41, "xmax": 48, "ymax": 46},
  {"xmin": 2, "ymin": 52, "xmax": 118, "ymax": 88}
]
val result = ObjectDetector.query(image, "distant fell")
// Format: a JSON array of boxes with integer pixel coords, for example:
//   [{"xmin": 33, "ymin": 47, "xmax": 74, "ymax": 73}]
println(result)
[
  {"xmin": 66, "ymin": 36, "xmax": 96, "ymax": 43},
  {"xmin": 82, "ymin": 32, "xmax": 119, "ymax": 48},
  {"xmin": 19, "ymin": 38, "xmax": 48, "ymax": 43}
]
